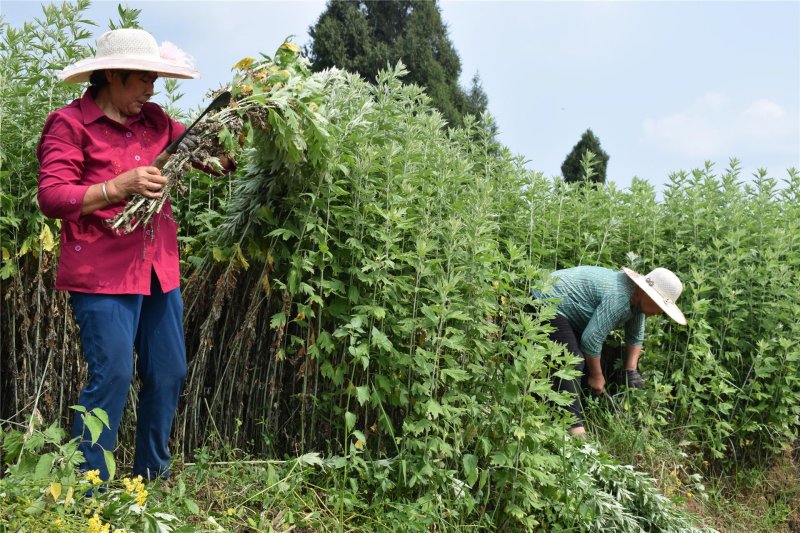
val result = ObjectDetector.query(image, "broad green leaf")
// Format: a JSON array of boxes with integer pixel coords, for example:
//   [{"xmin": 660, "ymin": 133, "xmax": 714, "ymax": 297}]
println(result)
[
  {"xmin": 270, "ymin": 311, "xmax": 287, "ymax": 329},
  {"xmin": 91, "ymin": 408, "xmax": 110, "ymax": 429},
  {"xmin": 184, "ymin": 498, "xmax": 200, "ymax": 514},
  {"xmin": 104, "ymin": 449, "xmax": 116, "ymax": 481},
  {"xmin": 84, "ymin": 415, "xmax": 103, "ymax": 445},
  {"xmin": 426, "ymin": 399, "xmax": 444, "ymax": 419},
  {"xmin": 355, "ymin": 385, "xmax": 370, "ymax": 406},
  {"xmin": 462, "ymin": 454, "xmax": 478, "ymax": 486},
  {"xmin": 34, "ymin": 453, "xmax": 55, "ymax": 480},
  {"xmin": 345, "ymin": 411, "xmax": 356, "ymax": 432},
  {"xmin": 298, "ymin": 452, "xmax": 323, "ymax": 466}
]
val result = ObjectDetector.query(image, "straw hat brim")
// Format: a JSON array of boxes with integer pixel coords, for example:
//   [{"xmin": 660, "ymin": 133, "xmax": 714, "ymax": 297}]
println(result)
[
  {"xmin": 59, "ymin": 55, "xmax": 200, "ymax": 83},
  {"xmin": 622, "ymin": 267, "xmax": 687, "ymax": 325}
]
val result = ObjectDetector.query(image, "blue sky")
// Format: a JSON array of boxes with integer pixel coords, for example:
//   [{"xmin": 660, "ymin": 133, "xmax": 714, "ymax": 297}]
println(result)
[{"xmin": 4, "ymin": 0, "xmax": 799, "ymax": 191}]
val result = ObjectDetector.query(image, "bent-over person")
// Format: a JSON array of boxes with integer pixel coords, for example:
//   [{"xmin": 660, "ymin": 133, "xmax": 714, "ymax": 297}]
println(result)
[{"xmin": 531, "ymin": 266, "xmax": 686, "ymax": 437}]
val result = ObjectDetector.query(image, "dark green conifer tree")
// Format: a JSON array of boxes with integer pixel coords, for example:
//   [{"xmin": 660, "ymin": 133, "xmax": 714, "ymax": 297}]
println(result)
[
  {"xmin": 308, "ymin": 0, "xmax": 489, "ymax": 127},
  {"xmin": 561, "ymin": 129, "xmax": 610, "ymax": 184}
]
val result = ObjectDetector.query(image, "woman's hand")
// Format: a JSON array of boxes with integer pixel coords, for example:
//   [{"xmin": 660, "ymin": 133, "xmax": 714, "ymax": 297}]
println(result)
[
  {"xmin": 108, "ymin": 166, "xmax": 167, "ymax": 200},
  {"xmin": 587, "ymin": 373, "xmax": 606, "ymax": 396}
]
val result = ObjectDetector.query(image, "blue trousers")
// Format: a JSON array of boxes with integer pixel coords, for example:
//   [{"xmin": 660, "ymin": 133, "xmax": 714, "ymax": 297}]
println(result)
[{"xmin": 69, "ymin": 271, "xmax": 187, "ymax": 480}]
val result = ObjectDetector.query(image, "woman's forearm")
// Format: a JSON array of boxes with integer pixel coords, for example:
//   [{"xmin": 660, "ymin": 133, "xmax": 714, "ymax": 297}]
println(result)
[
  {"xmin": 625, "ymin": 343, "xmax": 642, "ymax": 371},
  {"xmin": 80, "ymin": 181, "xmax": 118, "ymax": 215},
  {"xmin": 584, "ymin": 354, "xmax": 603, "ymax": 377}
]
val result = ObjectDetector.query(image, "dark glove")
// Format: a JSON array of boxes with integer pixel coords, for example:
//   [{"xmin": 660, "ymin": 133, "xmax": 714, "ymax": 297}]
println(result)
[
  {"xmin": 177, "ymin": 132, "xmax": 200, "ymax": 154},
  {"xmin": 618, "ymin": 369, "xmax": 644, "ymax": 389}
]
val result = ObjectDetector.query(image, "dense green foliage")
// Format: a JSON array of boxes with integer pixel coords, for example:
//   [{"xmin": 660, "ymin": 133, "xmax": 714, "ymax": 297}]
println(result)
[
  {"xmin": 0, "ymin": 0, "xmax": 88, "ymax": 280},
  {"xmin": 307, "ymin": 0, "xmax": 488, "ymax": 128},
  {"xmin": 561, "ymin": 128, "xmax": 610, "ymax": 184},
  {"xmin": 3, "ymin": 2, "xmax": 799, "ymax": 531}
]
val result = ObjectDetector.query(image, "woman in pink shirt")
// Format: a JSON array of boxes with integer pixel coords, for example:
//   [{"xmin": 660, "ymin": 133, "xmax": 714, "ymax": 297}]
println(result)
[{"xmin": 37, "ymin": 28, "xmax": 227, "ymax": 481}]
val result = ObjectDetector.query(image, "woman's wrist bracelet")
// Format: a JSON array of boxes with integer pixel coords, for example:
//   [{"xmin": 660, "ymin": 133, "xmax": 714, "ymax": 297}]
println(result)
[{"xmin": 101, "ymin": 181, "xmax": 111, "ymax": 204}]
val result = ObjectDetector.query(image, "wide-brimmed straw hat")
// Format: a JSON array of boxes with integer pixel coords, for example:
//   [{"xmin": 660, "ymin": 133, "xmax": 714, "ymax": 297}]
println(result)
[
  {"xmin": 59, "ymin": 28, "xmax": 200, "ymax": 83},
  {"xmin": 622, "ymin": 267, "xmax": 687, "ymax": 325}
]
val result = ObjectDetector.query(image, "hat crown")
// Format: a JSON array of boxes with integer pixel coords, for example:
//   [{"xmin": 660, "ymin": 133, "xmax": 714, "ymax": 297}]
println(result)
[
  {"xmin": 96, "ymin": 28, "xmax": 160, "ymax": 60},
  {"xmin": 646, "ymin": 267, "xmax": 683, "ymax": 303}
]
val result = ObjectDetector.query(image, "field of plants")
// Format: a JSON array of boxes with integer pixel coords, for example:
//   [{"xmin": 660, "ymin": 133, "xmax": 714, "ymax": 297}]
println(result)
[{"xmin": 2, "ymin": 3, "xmax": 799, "ymax": 532}]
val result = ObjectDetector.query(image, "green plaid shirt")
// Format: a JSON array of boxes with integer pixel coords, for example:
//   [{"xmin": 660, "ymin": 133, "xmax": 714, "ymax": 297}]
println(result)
[{"xmin": 532, "ymin": 266, "xmax": 645, "ymax": 357}]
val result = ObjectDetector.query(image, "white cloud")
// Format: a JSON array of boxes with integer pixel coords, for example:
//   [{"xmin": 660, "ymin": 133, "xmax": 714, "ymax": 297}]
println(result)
[
  {"xmin": 701, "ymin": 91, "xmax": 730, "ymax": 111},
  {"xmin": 643, "ymin": 93, "xmax": 799, "ymax": 159},
  {"xmin": 743, "ymin": 98, "xmax": 785, "ymax": 120}
]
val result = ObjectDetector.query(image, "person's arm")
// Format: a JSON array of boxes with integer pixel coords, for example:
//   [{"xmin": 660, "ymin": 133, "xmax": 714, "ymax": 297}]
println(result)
[
  {"xmin": 580, "ymin": 297, "xmax": 630, "ymax": 394},
  {"xmin": 37, "ymin": 114, "xmax": 90, "ymax": 222},
  {"xmin": 623, "ymin": 312, "xmax": 646, "ymax": 370},
  {"xmin": 624, "ymin": 343, "xmax": 642, "ymax": 371},
  {"xmin": 584, "ymin": 355, "xmax": 605, "ymax": 395}
]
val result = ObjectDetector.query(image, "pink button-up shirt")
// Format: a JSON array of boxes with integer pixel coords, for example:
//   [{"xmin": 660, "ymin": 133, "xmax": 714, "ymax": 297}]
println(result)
[{"xmin": 37, "ymin": 89, "xmax": 185, "ymax": 295}]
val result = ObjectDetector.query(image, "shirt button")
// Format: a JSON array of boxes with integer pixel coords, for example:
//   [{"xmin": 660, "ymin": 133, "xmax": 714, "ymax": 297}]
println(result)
[
  {"xmin": 74, "ymin": 245, "xmax": 82, "ymax": 252},
  {"xmin": 69, "ymin": 198, "xmax": 77, "ymax": 205},
  {"xmin": 145, "ymin": 229, "xmax": 152, "ymax": 236},
  {"xmin": 126, "ymin": 132, "xmax": 132, "ymax": 138},
  {"xmin": 134, "ymin": 155, "xmax": 141, "ymax": 161}
]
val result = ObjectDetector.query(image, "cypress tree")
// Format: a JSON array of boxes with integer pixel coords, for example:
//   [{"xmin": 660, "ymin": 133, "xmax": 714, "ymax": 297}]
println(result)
[
  {"xmin": 561, "ymin": 129, "xmax": 610, "ymax": 184},
  {"xmin": 308, "ymin": 0, "xmax": 489, "ymax": 127}
]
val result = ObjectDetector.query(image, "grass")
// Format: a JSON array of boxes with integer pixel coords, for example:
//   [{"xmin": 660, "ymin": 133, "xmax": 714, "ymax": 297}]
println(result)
[
  {"xmin": 587, "ymin": 388, "xmax": 800, "ymax": 532},
  {"xmin": 142, "ymin": 433, "xmax": 800, "ymax": 532},
  {"xmin": 697, "ymin": 449, "xmax": 800, "ymax": 533}
]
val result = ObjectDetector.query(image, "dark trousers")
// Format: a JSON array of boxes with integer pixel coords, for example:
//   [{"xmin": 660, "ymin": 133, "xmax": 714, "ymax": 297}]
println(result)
[
  {"xmin": 547, "ymin": 314, "xmax": 588, "ymax": 428},
  {"xmin": 69, "ymin": 270, "xmax": 187, "ymax": 480}
]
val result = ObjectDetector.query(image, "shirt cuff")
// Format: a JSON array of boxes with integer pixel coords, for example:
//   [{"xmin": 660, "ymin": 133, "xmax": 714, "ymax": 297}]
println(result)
[
  {"xmin": 580, "ymin": 343, "xmax": 601, "ymax": 358},
  {"xmin": 39, "ymin": 184, "xmax": 90, "ymax": 222}
]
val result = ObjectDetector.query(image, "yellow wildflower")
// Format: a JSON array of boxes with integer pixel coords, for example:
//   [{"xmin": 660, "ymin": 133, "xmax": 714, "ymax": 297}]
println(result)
[
  {"xmin": 122, "ymin": 476, "xmax": 145, "ymax": 495},
  {"xmin": 233, "ymin": 57, "xmax": 255, "ymax": 71},
  {"xmin": 85, "ymin": 469, "xmax": 103, "ymax": 486},
  {"xmin": 226, "ymin": 508, "xmax": 235, "ymax": 516},
  {"xmin": 308, "ymin": 102, "xmax": 318, "ymax": 113},
  {"xmin": 88, "ymin": 513, "xmax": 110, "ymax": 533},
  {"xmin": 280, "ymin": 42, "xmax": 301, "ymax": 54},
  {"xmin": 136, "ymin": 489, "xmax": 148, "ymax": 507},
  {"xmin": 54, "ymin": 519, "xmax": 63, "ymax": 527}
]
